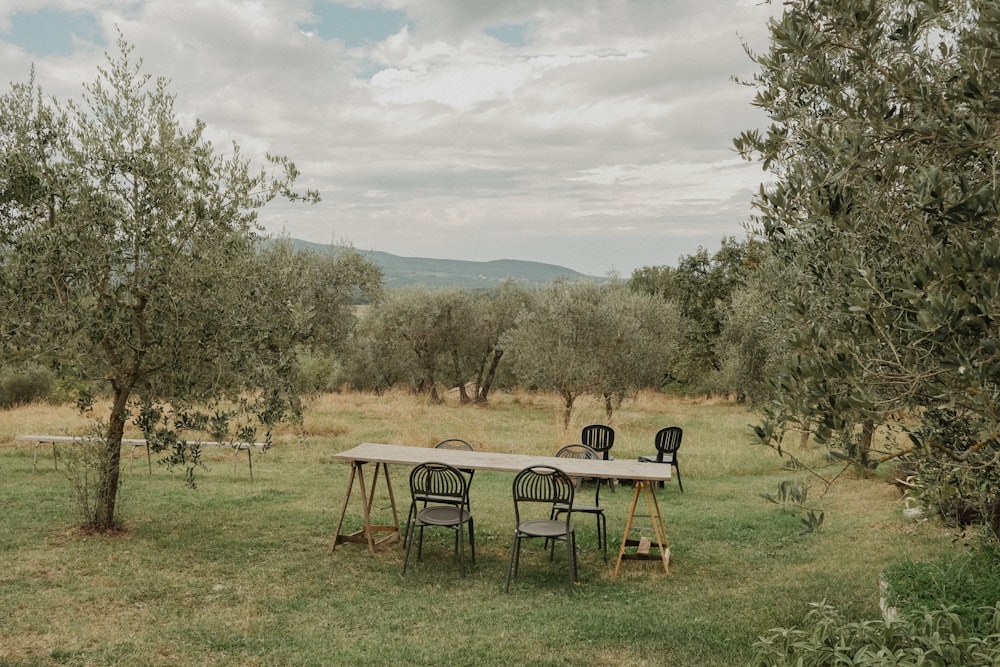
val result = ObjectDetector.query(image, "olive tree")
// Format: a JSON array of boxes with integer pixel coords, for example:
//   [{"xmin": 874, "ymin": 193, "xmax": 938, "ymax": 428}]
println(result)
[
  {"xmin": 736, "ymin": 0, "xmax": 1000, "ymax": 535},
  {"xmin": 249, "ymin": 240, "xmax": 383, "ymax": 395},
  {"xmin": 0, "ymin": 38, "xmax": 320, "ymax": 529},
  {"xmin": 469, "ymin": 281, "xmax": 532, "ymax": 404},
  {"xmin": 630, "ymin": 238, "xmax": 761, "ymax": 398},
  {"xmin": 349, "ymin": 287, "xmax": 479, "ymax": 402},
  {"xmin": 504, "ymin": 280, "xmax": 677, "ymax": 427}
]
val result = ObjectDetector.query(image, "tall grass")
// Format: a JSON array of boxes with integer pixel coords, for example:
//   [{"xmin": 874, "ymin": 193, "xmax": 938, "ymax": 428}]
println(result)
[{"xmin": 0, "ymin": 390, "xmax": 958, "ymax": 666}]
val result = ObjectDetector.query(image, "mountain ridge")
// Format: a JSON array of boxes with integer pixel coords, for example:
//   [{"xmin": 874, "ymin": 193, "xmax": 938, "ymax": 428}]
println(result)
[{"xmin": 291, "ymin": 239, "xmax": 603, "ymax": 289}]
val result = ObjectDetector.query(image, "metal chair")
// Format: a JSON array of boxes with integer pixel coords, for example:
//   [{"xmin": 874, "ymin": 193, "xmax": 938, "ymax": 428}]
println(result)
[
  {"xmin": 638, "ymin": 426, "xmax": 683, "ymax": 491},
  {"xmin": 402, "ymin": 462, "xmax": 475, "ymax": 576},
  {"xmin": 552, "ymin": 444, "xmax": 608, "ymax": 562},
  {"xmin": 505, "ymin": 466, "xmax": 578, "ymax": 592},
  {"xmin": 434, "ymin": 438, "xmax": 474, "ymax": 451},
  {"xmin": 581, "ymin": 424, "xmax": 616, "ymax": 491},
  {"xmin": 581, "ymin": 424, "xmax": 615, "ymax": 460},
  {"xmin": 435, "ymin": 438, "xmax": 476, "ymax": 489}
]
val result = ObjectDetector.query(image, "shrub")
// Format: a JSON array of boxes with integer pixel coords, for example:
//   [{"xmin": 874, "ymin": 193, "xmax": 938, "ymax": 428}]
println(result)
[
  {"xmin": 0, "ymin": 363, "xmax": 54, "ymax": 407},
  {"xmin": 750, "ymin": 601, "xmax": 1000, "ymax": 667},
  {"xmin": 293, "ymin": 352, "xmax": 340, "ymax": 395},
  {"xmin": 907, "ymin": 408, "xmax": 1000, "ymax": 542}
]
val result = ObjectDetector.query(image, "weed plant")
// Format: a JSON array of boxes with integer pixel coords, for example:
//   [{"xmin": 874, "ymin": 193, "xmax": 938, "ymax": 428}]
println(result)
[{"xmin": 0, "ymin": 390, "xmax": 961, "ymax": 666}]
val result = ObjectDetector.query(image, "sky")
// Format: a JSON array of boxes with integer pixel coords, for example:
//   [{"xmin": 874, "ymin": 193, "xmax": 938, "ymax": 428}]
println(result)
[{"xmin": 0, "ymin": 1, "xmax": 781, "ymax": 276}]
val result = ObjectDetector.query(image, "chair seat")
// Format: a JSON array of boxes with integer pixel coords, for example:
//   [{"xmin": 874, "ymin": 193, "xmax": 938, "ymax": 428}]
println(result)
[
  {"xmin": 517, "ymin": 518, "xmax": 573, "ymax": 539},
  {"xmin": 416, "ymin": 505, "xmax": 471, "ymax": 527},
  {"xmin": 638, "ymin": 455, "xmax": 673, "ymax": 463},
  {"xmin": 553, "ymin": 501, "xmax": 601, "ymax": 514}
]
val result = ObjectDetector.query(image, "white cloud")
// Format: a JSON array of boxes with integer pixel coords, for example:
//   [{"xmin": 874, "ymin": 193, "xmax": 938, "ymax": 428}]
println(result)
[{"xmin": 0, "ymin": 0, "xmax": 782, "ymax": 275}]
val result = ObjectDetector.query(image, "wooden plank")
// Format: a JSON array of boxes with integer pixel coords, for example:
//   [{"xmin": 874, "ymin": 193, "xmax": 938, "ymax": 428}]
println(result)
[
  {"xmin": 334, "ymin": 443, "xmax": 671, "ymax": 482},
  {"xmin": 16, "ymin": 434, "xmax": 265, "ymax": 476},
  {"xmin": 17, "ymin": 434, "xmax": 266, "ymax": 448}
]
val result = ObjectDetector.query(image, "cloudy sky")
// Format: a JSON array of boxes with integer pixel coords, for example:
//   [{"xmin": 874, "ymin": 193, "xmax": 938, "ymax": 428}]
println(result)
[{"xmin": 0, "ymin": 1, "xmax": 779, "ymax": 276}]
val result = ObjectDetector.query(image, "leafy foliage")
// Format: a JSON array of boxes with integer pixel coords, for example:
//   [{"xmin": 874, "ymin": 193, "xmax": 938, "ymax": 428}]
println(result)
[
  {"xmin": 0, "ymin": 362, "xmax": 53, "ymax": 407},
  {"xmin": 750, "ymin": 601, "xmax": 1000, "ymax": 667},
  {"xmin": 0, "ymin": 37, "xmax": 326, "ymax": 528},
  {"xmin": 503, "ymin": 280, "xmax": 677, "ymax": 426},
  {"xmin": 629, "ymin": 237, "xmax": 767, "ymax": 399},
  {"xmin": 736, "ymin": 0, "xmax": 1000, "ymax": 536},
  {"xmin": 884, "ymin": 546, "xmax": 1000, "ymax": 634},
  {"xmin": 761, "ymin": 478, "xmax": 825, "ymax": 534},
  {"xmin": 906, "ymin": 407, "xmax": 1000, "ymax": 539}
]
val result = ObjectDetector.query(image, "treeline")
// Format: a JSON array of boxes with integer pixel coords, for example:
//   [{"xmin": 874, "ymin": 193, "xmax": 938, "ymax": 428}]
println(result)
[
  {"xmin": 1, "ymin": 236, "xmax": 774, "ymax": 430},
  {"xmin": 317, "ymin": 236, "xmax": 773, "ymax": 426}
]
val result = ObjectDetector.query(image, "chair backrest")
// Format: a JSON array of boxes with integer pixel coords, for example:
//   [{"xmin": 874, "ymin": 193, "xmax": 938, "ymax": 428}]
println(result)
[
  {"xmin": 654, "ymin": 427, "xmax": 683, "ymax": 462},
  {"xmin": 581, "ymin": 424, "xmax": 614, "ymax": 458},
  {"xmin": 409, "ymin": 461, "xmax": 469, "ymax": 507},
  {"xmin": 512, "ymin": 466, "xmax": 575, "ymax": 525},
  {"xmin": 434, "ymin": 438, "xmax": 474, "ymax": 451},
  {"xmin": 555, "ymin": 444, "xmax": 598, "ymax": 460},
  {"xmin": 555, "ymin": 444, "xmax": 601, "ymax": 501}
]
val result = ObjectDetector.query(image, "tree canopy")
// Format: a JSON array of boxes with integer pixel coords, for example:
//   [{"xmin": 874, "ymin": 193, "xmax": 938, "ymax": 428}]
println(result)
[
  {"xmin": 504, "ymin": 280, "xmax": 676, "ymax": 427},
  {"xmin": 0, "ymin": 37, "xmax": 345, "ymax": 529},
  {"xmin": 737, "ymin": 0, "xmax": 1000, "ymax": 538}
]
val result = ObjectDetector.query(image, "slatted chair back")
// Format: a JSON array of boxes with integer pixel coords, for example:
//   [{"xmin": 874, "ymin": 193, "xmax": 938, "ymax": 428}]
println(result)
[
  {"xmin": 434, "ymin": 438, "xmax": 476, "ymax": 487},
  {"xmin": 581, "ymin": 424, "xmax": 615, "ymax": 460},
  {"xmin": 409, "ymin": 461, "xmax": 469, "ymax": 508},
  {"xmin": 512, "ymin": 465, "xmax": 574, "ymax": 524},
  {"xmin": 555, "ymin": 443, "xmax": 600, "ymax": 498},
  {"xmin": 654, "ymin": 427, "xmax": 683, "ymax": 461},
  {"xmin": 434, "ymin": 438, "xmax": 474, "ymax": 451}
]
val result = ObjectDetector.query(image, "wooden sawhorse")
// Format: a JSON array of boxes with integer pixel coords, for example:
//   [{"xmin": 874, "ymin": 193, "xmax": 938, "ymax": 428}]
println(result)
[
  {"xmin": 614, "ymin": 480, "xmax": 670, "ymax": 576},
  {"xmin": 331, "ymin": 460, "xmax": 400, "ymax": 554}
]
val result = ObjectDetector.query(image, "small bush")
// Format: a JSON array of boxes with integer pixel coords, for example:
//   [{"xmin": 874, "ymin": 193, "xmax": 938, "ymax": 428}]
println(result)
[
  {"xmin": 0, "ymin": 363, "xmax": 54, "ymax": 407},
  {"xmin": 750, "ymin": 601, "xmax": 1000, "ymax": 667},
  {"xmin": 293, "ymin": 353, "xmax": 340, "ymax": 395}
]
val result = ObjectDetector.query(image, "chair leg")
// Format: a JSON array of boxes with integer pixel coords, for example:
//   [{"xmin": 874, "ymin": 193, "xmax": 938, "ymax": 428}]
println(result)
[
  {"xmin": 674, "ymin": 463, "xmax": 683, "ymax": 492},
  {"xmin": 568, "ymin": 532, "xmax": 578, "ymax": 586},
  {"xmin": 457, "ymin": 524, "xmax": 465, "ymax": 577},
  {"xmin": 402, "ymin": 519, "xmax": 417, "ymax": 575},
  {"xmin": 505, "ymin": 534, "xmax": 521, "ymax": 593},
  {"xmin": 403, "ymin": 505, "xmax": 416, "ymax": 550},
  {"xmin": 598, "ymin": 514, "xmax": 607, "ymax": 562},
  {"xmin": 469, "ymin": 518, "xmax": 476, "ymax": 564}
]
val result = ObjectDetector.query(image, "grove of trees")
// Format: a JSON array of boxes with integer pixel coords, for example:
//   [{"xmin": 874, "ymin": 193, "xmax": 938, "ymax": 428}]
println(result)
[
  {"xmin": 4, "ymin": 0, "xmax": 999, "ymax": 559},
  {"xmin": 6, "ymin": 4, "xmax": 1000, "ymax": 662}
]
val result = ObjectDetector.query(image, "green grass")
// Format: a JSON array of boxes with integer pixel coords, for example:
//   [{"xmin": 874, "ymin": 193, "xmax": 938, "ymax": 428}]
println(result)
[
  {"xmin": 883, "ymin": 546, "xmax": 1000, "ymax": 633},
  {"xmin": 0, "ymin": 391, "xmax": 959, "ymax": 666}
]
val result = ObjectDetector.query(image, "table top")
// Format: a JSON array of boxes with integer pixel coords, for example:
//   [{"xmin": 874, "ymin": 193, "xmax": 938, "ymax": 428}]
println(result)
[
  {"xmin": 17, "ymin": 434, "xmax": 267, "ymax": 449},
  {"xmin": 335, "ymin": 442, "xmax": 671, "ymax": 482}
]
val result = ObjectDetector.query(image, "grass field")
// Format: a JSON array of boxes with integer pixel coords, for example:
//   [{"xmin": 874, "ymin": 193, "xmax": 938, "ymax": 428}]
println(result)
[{"xmin": 0, "ymin": 390, "xmax": 959, "ymax": 666}]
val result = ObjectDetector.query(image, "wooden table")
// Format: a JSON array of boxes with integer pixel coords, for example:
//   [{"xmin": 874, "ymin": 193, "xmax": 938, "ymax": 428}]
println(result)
[
  {"xmin": 17, "ymin": 434, "xmax": 266, "ymax": 478},
  {"xmin": 332, "ymin": 442, "xmax": 672, "ymax": 575}
]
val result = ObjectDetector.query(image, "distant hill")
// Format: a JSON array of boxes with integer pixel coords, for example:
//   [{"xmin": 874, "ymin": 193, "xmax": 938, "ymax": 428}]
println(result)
[{"xmin": 291, "ymin": 239, "xmax": 602, "ymax": 289}]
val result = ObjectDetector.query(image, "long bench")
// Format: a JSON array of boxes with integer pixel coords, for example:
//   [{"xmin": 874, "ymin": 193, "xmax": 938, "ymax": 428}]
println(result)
[{"xmin": 16, "ymin": 434, "xmax": 267, "ymax": 479}]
